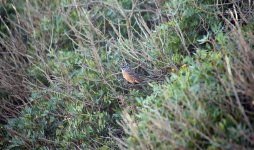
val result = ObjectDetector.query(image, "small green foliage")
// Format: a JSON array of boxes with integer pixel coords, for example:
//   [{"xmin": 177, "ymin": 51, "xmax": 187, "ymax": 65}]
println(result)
[
  {"xmin": 1, "ymin": 0, "xmax": 254, "ymax": 149},
  {"xmin": 124, "ymin": 50, "xmax": 253, "ymax": 149}
]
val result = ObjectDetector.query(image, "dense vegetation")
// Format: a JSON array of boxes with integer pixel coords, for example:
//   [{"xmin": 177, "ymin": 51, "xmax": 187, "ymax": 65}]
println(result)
[{"xmin": 0, "ymin": 0, "xmax": 254, "ymax": 149}]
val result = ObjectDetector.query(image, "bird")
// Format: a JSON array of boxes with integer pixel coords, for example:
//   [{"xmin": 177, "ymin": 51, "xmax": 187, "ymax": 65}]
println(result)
[{"xmin": 121, "ymin": 64, "xmax": 142, "ymax": 83}]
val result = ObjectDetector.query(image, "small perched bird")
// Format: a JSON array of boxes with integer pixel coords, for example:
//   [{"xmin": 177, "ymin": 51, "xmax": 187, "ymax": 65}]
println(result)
[{"xmin": 121, "ymin": 64, "xmax": 142, "ymax": 83}]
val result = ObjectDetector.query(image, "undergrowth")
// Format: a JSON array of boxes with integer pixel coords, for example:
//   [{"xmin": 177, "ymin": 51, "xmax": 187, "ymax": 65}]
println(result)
[{"xmin": 0, "ymin": 0, "xmax": 254, "ymax": 149}]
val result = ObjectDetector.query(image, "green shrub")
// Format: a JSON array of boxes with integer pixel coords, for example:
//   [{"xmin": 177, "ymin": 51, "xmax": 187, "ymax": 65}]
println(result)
[
  {"xmin": 1, "ymin": 0, "xmax": 254, "ymax": 149},
  {"xmin": 120, "ymin": 18, "xmax": 254, "ymax": 150},
  {"xmin": 121, "ymin": 47, "xmax": 254, "ymax": 149}
]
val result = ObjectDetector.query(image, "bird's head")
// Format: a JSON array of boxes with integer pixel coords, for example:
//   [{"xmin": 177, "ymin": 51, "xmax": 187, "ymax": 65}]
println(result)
[{"xmin": 121, "ymin": 64, "xmax": 130, "ymax": 72}]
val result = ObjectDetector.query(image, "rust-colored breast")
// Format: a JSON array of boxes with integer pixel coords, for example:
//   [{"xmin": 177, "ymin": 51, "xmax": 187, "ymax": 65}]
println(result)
[{"xmin": 122, "ymin": 70, "xmax": 140, "ymax": 83}]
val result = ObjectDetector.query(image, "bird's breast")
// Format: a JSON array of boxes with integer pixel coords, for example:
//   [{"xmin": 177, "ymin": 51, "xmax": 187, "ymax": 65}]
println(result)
[{"xmin": 122, "ymin": 70, "xmax": 139, "ymax": 83}]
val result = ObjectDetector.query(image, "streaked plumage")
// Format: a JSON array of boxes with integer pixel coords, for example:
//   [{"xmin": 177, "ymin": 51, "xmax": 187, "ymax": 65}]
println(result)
[{"xmin": 121, "ymin": 64, "xmax": 141, "ymax": 83}]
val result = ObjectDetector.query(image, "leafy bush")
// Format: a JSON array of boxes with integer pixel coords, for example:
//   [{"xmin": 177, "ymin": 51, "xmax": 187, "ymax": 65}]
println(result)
[
  {"xmin": 119, "ymin": 15, "xmax": 254, "ymax": 150},
  {"xmin": 1, "ymin": 0, "xmax": 254, "ymax": 149}
]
